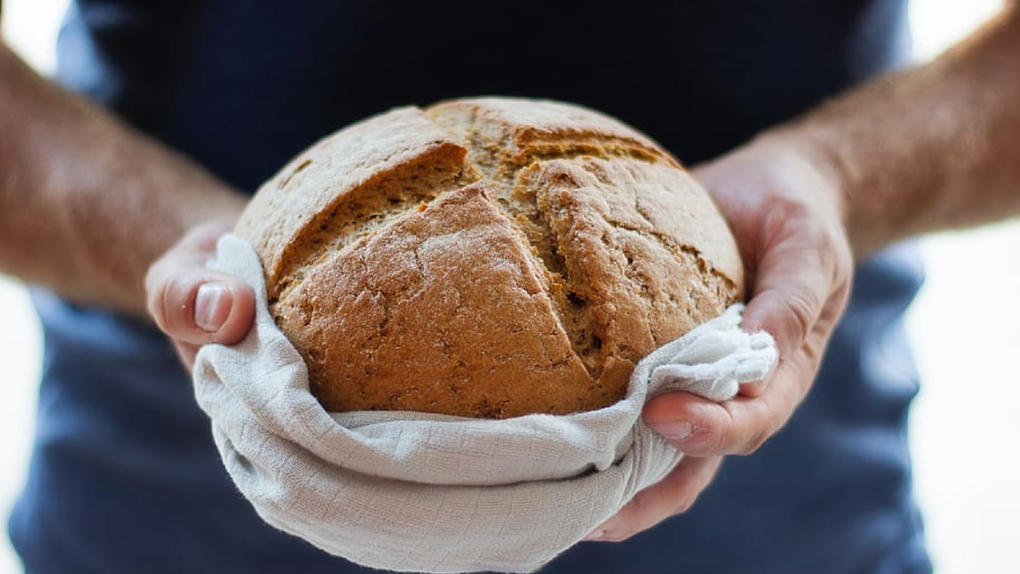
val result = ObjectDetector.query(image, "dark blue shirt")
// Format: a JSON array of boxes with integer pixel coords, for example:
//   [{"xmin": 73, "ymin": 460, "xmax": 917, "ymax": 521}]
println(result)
[{"xmin": 9, "ymin": 1, "xmax": 931, "ymax": 573}]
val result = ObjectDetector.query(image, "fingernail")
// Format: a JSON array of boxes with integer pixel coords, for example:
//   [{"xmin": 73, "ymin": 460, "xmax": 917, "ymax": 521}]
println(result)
[
  {"xmin": 582, "ymin": 529, "xmax": 605, "ymax": 541},
  {"xmin": 657, "ymin": 421, "xmax": 694, "ymax": 441},
  {"xmin": 195, "ymin": 282, "xmax": 231, "ymax": 332}
]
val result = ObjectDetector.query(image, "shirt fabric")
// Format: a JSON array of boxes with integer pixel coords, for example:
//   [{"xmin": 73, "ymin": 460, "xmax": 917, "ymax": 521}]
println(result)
[{"xmin": 8, "ymin": 1, "xmax": 932, "ymax": 573}]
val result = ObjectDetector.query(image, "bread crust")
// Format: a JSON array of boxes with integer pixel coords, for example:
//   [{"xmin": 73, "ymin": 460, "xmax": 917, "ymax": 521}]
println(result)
[{"xmin": 236, "ymin": 97, "xmax": 744, "ymax": 419}]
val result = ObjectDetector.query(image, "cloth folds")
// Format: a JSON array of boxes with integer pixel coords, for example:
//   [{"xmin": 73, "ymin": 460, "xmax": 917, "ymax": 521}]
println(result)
[{"xmin": 193, "ymin": 234, "xmax": 777, "ymax": 573}]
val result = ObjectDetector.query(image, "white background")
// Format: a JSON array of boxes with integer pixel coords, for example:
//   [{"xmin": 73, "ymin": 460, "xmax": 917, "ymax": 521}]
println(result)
[{"xmin": 1, "ymin": 1, "xmax": 1017, "ymax": 573}]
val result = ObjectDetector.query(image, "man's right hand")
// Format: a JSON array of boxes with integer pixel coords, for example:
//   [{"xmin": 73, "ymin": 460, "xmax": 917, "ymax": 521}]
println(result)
[{"xmin": 145, "ymin": 218, "xmax": 256, "ymax": 370}]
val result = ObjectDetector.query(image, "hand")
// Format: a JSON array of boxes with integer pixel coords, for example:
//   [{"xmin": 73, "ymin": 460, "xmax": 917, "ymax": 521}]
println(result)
[
  {"xmin": 586, "ymin": 137, "xmax": 854, "ymax": 542},
  {"xmin": 145, "ymin": 217, "xmax": 256, "ymax": 370}
]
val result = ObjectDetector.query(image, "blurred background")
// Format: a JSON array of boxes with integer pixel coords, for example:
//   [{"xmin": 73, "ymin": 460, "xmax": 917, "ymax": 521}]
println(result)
[{"xmin": 1, "ymin": 1, "xmax": 1017, "ymax": 573}]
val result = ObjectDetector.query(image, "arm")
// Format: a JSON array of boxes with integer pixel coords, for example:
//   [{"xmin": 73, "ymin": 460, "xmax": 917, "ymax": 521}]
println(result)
[
  {"xmin": 782, "ymin": 2, "xmax": 1020, "ymax": 257},
  {"xmin": 0, "ymin": 40, "xmax": 246, "ymax": 316},
  {"xmin": 594, "ymin": 3, "xmax": 1020, "ymax": 541}
]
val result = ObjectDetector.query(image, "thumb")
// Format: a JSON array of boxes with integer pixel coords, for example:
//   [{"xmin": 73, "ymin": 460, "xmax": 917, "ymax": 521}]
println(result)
[
  {"xmin": 147, "ymin": 270, "xmax": 255, "ymax": 347},
  {"xmin": 145, "ymin": 229, "xmax": 255, "ymax": 347}
]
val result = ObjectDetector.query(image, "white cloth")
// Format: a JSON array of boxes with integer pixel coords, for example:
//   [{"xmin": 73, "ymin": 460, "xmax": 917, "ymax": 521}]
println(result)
[{"xmin": 193, "ymin": 234, "xmax": 778, "ymax": 574}]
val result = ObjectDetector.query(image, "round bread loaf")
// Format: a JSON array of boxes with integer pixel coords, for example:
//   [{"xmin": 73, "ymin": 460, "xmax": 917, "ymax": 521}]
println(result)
[{"xmin": 235, "ymin": 97, "xmax": 744, "ymax": 419}]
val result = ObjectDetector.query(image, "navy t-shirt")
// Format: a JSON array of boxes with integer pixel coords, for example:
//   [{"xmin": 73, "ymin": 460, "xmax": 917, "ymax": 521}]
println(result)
[{"xmin": 9, "ymin": 1, "xmax": 931, "ymax": 573}]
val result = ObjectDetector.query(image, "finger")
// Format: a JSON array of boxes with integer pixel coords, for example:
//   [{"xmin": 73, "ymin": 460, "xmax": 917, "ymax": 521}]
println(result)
[
  {"xmin": 146, "ymin": 266, "xmax": 255, "ymax": 347},
  {"xmin": 145, "ymin": 233, "xmax": 255, "ymax": 347},
  {"xmin": 743, "ymin": 245, "xmax": 829, "ymax": 358},
  {"xmin": 584, "ymin": 456, "xmax": 722, "ymax": 543},
  {"xmin": 643, "ymin": 321, "xmax": 829, "ymax": 457},
  {"xmin": 746, "ymin": 191, "xmax": 852, "ymax": 343},
  {"xmin": 743, "ymin": 229, "xmax": 851, "ymax": 393}
]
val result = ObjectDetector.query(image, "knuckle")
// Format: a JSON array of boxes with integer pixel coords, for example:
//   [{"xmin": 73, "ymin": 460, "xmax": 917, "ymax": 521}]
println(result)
[
  {"xmin": 144, "ymin": 263, "xmax": 169, "ymax": 319},
  {"xmin": 765, "ymin": 191, "xmax": 811, "ymax": 219},
  {"xmin": 832, "ymin": 232, "xmax": 853, "ymax": 267},
  {"xmin": 739, "ymin": 404, "xmax": 787, "ymax": 456},
  {"xmin": 690, "ymin": 420, "xmax": 737, "ymax": 457},
  {"xmin": 696, "ymin": 424, "xmax": 727, "ymax": 455},
  {"xmin": 147, "ymin": 277, "xmax": 175, "ymax": 331},
  {"xmin": 761, "ymin": 196, "xmax": 810, "ymax": 243},
  {"xmin": 158, "ymin": 275, "xmax": 200, "ymax": 336},
  {"xmin": 739, "ymin": 427, "xmax": 772, "ymax": 455},
  {"xmin": 779, "ymin": 289, "xmax": 817, "ymax": 347},
  {"xmin": 690, "ymin": 407, "xmax": 737, "ymax": 456},
  {"xmin": 817, "ymin": 232, "xmax": 853, "ymax": 287},
  {"xmin": 145, "ymin": 282, "xmax": 165, "ymax": 326},
  {"xmin": 167, "ymin": 275, "xmax": 195, "ymax": 311},
  {"xmin": 832, "ymin": 276, "xmax": 852, "ymax": 312},
  {"xmin": 832, "ymin": 252, "xmax": 854, "ymax": 304}
]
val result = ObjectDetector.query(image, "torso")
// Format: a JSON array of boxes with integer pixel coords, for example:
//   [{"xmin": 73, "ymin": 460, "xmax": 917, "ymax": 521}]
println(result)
[{"xmin": 9, "ymin": 2, "xmax": 930, "ymax": 573}]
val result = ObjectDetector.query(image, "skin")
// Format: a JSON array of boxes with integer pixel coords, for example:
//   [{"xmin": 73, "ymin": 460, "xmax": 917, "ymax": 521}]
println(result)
[
  {"xmin": 0, "ymin": 3, "xmax": 254, "ymax": 362},
  {"xmin": 1, "ymin": 0, "xmax": 1019, "ymax": 545},
  {"xmin": 593, "ymin": 2, "xmax": 1020, "ymax": 541}
]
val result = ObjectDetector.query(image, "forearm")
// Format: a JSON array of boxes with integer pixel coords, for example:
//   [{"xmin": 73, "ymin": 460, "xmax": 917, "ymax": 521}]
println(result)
[
  {"xmin": 761, "ymin": 3, "xmax": 1020, "ymax": 258},
  {"xmin": 0, "ymin": 44, "xmax": 245, "ymax": 316}
]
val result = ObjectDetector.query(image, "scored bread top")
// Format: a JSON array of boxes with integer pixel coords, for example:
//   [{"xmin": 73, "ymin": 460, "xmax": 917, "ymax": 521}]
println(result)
[{"xmin": 235, "ymin": 97, "xmax": 744, "ymax": 419}]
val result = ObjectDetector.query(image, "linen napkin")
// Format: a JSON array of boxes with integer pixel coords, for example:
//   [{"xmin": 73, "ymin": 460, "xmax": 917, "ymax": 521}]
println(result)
[{"xmin": 193, "ymin": 233, "xmax": 777, "ymax": 573}]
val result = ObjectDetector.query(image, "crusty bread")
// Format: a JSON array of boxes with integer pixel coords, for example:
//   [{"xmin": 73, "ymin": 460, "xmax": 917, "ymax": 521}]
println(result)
[{"xmin": 235, "ymin": 97, "xmax": 744, "ymax": 419}]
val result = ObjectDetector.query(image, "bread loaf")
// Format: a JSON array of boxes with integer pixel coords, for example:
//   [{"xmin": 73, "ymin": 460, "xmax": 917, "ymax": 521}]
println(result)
[{"xmin": 235, "ymin": 97, "xmax": 744, "ymax": 419}]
